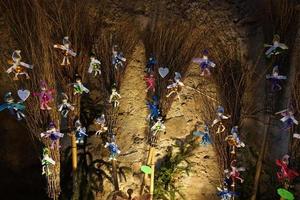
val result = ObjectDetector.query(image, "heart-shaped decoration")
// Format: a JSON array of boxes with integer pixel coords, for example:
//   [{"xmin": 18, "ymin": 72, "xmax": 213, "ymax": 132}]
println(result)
[
  {"xmin": 158, "ymin": 67, "xmax": 169, "ymax": 78},
  {"xmin": 18, "ymin": 89, "xmax": 30, "ymax": 101}
]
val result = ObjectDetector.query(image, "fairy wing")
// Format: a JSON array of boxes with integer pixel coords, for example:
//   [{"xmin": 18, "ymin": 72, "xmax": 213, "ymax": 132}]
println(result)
[
  {"xmin": 237, "ymin": 167, "xmax": 246, "ymax": 172},
  {"xmin": 54, "ymin": 131, "xmax": 64, "ymax": 138},
  {"xmin": 14, "ymin": 102, "xmax": 25, "ymax": 110},
  {"xmin": 278, "ymin": 43, "xmax": 288, "ymax": 50},
  {"xmin": 0, "ymin": 103, "xmax": 9, "ymax": 111},
  {"xmin": 208, "ymin": 60, "xmax": 216, "ymax": 68},
  {"xmin": 118, "ymin": 56, "xmax": 126, "ymax": 62},
  {"xmin": 6, "ymin": 66, "xmax": 15, "ymax": 73},
  {"xmin": 20, "ymin": 62, "xmax": 33, "ymax": 69},
  {"xmin": 275, "ymin": 109, "xmax": 288, "ymax": 115},
  {"xmin": 83, "ymin": 86, "xmax": 90, "ymax": 93},
  {"xmin": 192, "ymin": 58, "xmax": 205, "ymax": 64},
  {"xmin": 167, "ymin": 82, "xmax": 177, "ymax": 89},
  {"xmin": 67, "ymin": 49, "xmax": 77, "ymax": 57},
  {"xmin": 265, "ymin": 46, "xmax": 276, "ymax": 55},
  {"xmin": 193, "ymin": 130, "xmax": 204, "ymax": 137},
  {"xmin": 276, "ymin": 75, "xmax": 287, "ymax": 80},
  {"xmin": 53, "ymin": 44, "xmax": 66, "ymax": 50},
  {"xmin": 44, "ymin": 156, "xmax": 55, "ymax": 165},
  {"xmin": 290, "ymin": 116, "xmax": 299, "ymax": 125},
  {"xmin": 266, "ymin": 74, "xmax": 272, "ymax": 79}
]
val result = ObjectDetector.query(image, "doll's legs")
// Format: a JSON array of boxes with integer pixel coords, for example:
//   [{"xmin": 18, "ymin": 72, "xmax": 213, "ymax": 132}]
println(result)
[
  {"xmin": 61, "ymin": 57, "xmax": 66, "ymax": 65},
  {"xmin": 166, "ymin": 90, "xmax": 176, "ymax": 98},
  {"xmin": 45, "ymin": 103, "xmax": 52, "ymax": 110},
  {"xmin": 23, "ymin": 72, "xmax": 30, "ymax": 79},
  {"xmin": 13, "ymin": 73, "xmax": 19, "ymax": 80},
  {"xmin": 66, "ymin": 57, "xmax": 70, "ymax": 65}
]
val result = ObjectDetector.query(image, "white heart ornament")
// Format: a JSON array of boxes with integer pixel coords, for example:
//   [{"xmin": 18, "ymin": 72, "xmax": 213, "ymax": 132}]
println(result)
[
  {"xmin": 158, "ymin": 67, "xmax": 169, "ymax": 78},
  {"xmin": 18, "ymin": 89, "xmax": 30, "ymax": 101}
]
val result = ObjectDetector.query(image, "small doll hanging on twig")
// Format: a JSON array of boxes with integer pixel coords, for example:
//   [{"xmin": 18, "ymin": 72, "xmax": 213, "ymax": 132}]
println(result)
[
  {"xmin": 53, "ymin": 36, "xmax": 77, "ymax": 66},
  {"xmin": 109, "ymin": 85, "xmax": 121, "ymax": 108},
  {"xmin": 75, "ymin": 120, "xmax": 88, "ymax": 144},
  {"xmin": 264, "ymin": 34, "xmax": 288, "ymax": 58},
  {"xmin": 225, "ymin": 126, "xmax": 245, "ymax": 154},
  {"xmin": 212, "ymin": 106, "xmax": 230, "ymax": 127},
  {"xmin": 40, "ymin": 122, "xmax": 64, "ymax": 149},
  {"xmin": 224, "ymin": 159, "xmax": 245, "ymax": 187},
  {"xmin": 94, "ymin": 114, "xmax": 108, "ymax": 136},
  {"xmin": 88, "ymin": 55, "xmax": 101, "ymax": 76},
  {"xmin": 112, "ymin": 45, "xmax": 126, "ymax": 69},
  {"xmin": 58, "ymin": 93, "xmax": 74, "ymax": 118},
  {"xmin": 193, "ymin": 124, "xmax": 212, "ymax": 146},
  {"xmin": 71, "ymin": 74, "xmax": 89, "ymax": 95},
  {"xmin": 145, "ymin": 56, "xmax": 157, "ymax": 73},
  {"xmin": 41, "ymin": 147, "xmax": 55, "ymax": 176},
  {"xmin": 33, "ymin": 81, "xmax": 54, "ymax": 110},
  {"xmin": 276, "ymin": 154, "xmax": 299, "ymax": 182},
  {"xmin": 144, "ymin": 74, "xmax": 155, "ymax": 93},
  {"xmin": 192, "ymin": 50, "xmax": 216, "ymax": 76},
  {"xmin": 266, "ymin": 66, "xmax": 287, "ymax": 91},
  {"xmin": 275, "ymin": 107, "xmax": 298, "ymax": 130},
  {"xmin": 217, "ymin": 185, "xmax": 238, "ymax": 200},
  {"xmin": 166, "ymin": 72, "xmax": 184, "ymax": 100},
  {"xmin": 146, "ymin": 99, "xmax": 160, "ymax": 121},
  {"xmin": 150, "ymin": 116, "xmax": 166, "ymax": 137},
  {"xmin": 6, "ymin": 50, "xmax": 33, "ymax": 80},
  {"xmin": 104, "ymin": 140, "xmax": 121, "ymax": 161},
  {"xmin": 0, "ymin": 91, "xmax": 28, "ymax": 121}
]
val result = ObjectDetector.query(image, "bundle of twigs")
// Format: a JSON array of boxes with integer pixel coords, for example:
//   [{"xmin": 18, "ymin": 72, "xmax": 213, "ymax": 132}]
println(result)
[
  {"xmin": 0, "ymin": 0, "xmax": 61, "ymax": 199},
  {"xmin": 143, "ymin": 20, "xmax": 202, "ymax": 115}
]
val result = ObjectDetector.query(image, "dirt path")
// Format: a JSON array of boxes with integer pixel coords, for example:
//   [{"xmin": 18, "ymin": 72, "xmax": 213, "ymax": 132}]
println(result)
[
  {"xmin": 114, "ymin": 41, "xmax": 149, "ymax": 195},
  {"xmin": 160, "ymin": 62, "xmax": 220, "ymax": 200}
]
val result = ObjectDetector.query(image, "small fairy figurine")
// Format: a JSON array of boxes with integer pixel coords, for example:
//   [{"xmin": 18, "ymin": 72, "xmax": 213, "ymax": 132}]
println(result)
[
  {"xmin": 166, "ymin": 72, "xmax": 184, "ymax": 100},
  {"xmin": 71, "ymin": 74, "xmax": 89, "ymax": 95},
  {"xmin": 88, "ymin": 55, "xmax": 101, "ymax": 76},
  {"xmin": 33, "ymin": 81, "xmax": 54, "ymax": 110},
  {"xmin": 212, "ymin": 106, "xmax": 230, "ymax": 127},
  {"xmin": 0, "ymin": 92, "xmax": 27, "ymax": 121},
  {"xmin": 74, "ymin": 120, "xmax": 88, "ymax": 144},
  {"xmin": 145, "ymin": 56, "xmax": 157, "ymax": 73},
  {"xmin": 40, "ymin": 122, "xmax": 64, "ymax": 149},
  {"xmin": 276, "ymin": 154, "xmax": 299, "ymax": 182},
  {"xmin": 109, "ymin": 85, "xmax": 121, "ymax": 108},
  {"xmin": 193, "ymin": 124, "xmax": 212, "ymax": 146},
  {"xmin": 146, "ymin": 99, "xmax": 160, "ymax": 121},
  {"xmin": 54, "ymin": 36, "xmax": 77, "ymax": 65},
  {"xmin": 94, "ymin": 114, "xmax": 108, "ymax": 136},
  {"xmin": 150, "ymin": 116, "xmax": 166, "ymax": 136},
  {"xmin": 6, "ymin": 50, "xmax": 33, "ymax": 80},
  {"xmin": 41, "ymin": 147, "xmax": 55, "ymax": 176},
  {"xmin": 104, "ymin": 141, "xmax": 121, "ymax": 161},
  {"xmin": 112, "ymin": 45, "xmax": 126, "ymax": 69},
  {"xmin": 224, "ymin": 160, "xmax": 245, "ymax": 187},
  {"xmin": 145, "ymin": 74, "xmax": 155, "ymax": 93},
  {"xmin": 217, "ymin": 185, "xmax": 238, "ymax": 200},
  {"xmin": 192, "ymin": 50, "xmax": 216, "ymax": 76},
  {"xmin": 264, "ymin": 34, "xmax": 288, "ymax": 58},
  {"xmin": 58, "ymin": 93, "xmax": 74, "ymax": 118},
  {"xmin": 266, "ymin": 66, "xmax": 287, "ymax": 91},
  {"xmin": 225, "ymin": 126, "xmax": 245, "ymax": 154},
  {"xmin": 275, "ymin": 107, "xmax": 298, "ymax": 130}
]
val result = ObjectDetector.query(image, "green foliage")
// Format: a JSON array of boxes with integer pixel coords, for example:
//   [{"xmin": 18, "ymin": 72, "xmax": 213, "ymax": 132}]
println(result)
[{"xmin": 154, "ymin": 136, "xmax": 198, "ymax": 200}]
